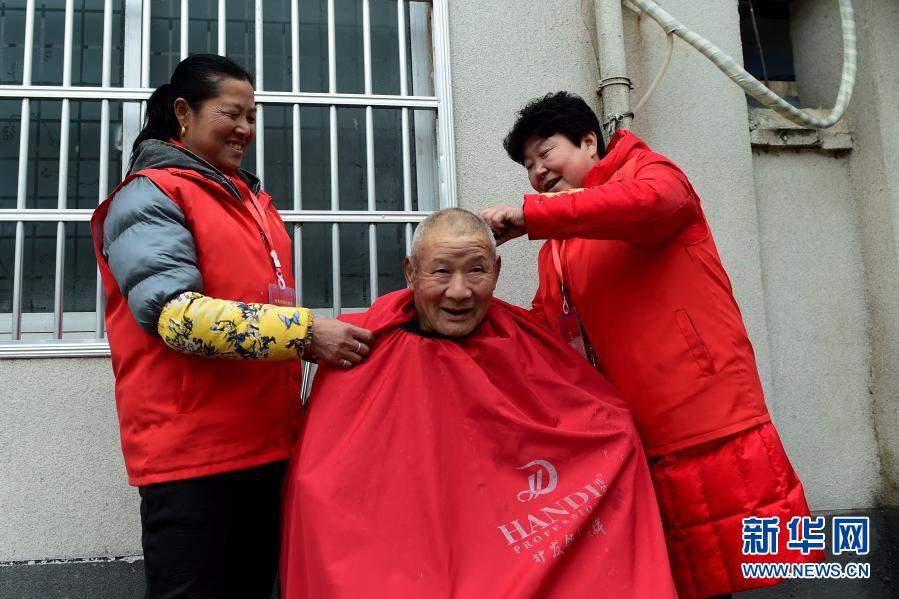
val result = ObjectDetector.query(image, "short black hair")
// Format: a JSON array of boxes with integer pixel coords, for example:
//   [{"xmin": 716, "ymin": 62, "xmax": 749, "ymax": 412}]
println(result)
[{"xmin": 503, "ymin": 91, "xmax": 604, "ymax": 165}]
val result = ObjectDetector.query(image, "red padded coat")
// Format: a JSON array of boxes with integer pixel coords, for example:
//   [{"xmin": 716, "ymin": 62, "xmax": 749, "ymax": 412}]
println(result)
[
  {"xmin": 523, "ymin": 131, "xmax": 820, "ymax": 597},
  {"xmin": 92, "ymin": 167, "xmax": 302, "ymax": 486}
]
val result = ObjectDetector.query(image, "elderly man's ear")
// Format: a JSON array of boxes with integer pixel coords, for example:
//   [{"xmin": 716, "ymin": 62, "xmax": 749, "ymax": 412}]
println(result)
[{"xmin": 404, "ymin": 256, "xmax": 415, "ymax": 289}]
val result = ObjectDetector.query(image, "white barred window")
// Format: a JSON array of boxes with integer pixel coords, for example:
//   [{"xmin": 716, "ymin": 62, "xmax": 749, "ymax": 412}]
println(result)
[{"xmin": 0, "ymin": 0, "xmax": 456, "ymax": 356}]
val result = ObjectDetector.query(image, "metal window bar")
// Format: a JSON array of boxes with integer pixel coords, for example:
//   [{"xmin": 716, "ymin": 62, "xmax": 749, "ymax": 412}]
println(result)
[
  {"xmin": 409, "ymin": 3, "xmax": 437, "ymax": 211},
  {"xmin": 327, "ymin": 0, "xmax": 341, "ymax": 314},
  {"xmin": 254, "ymin": 0, "xmax": 265, "ymax": 184},
  {"xmin": 431, "ymin": 0, "xmax": 457, "ymax": 209},
  {"xmin": 0, "ymin": 87, "xmax": 440, "ymax": 107},
  {"xmin": 217, "ymin": 0, "xmax": 226, "ymax": 55},
  {"xmin": 291, "ymin": 0, "xmax": 303, "ymax": 306},
  {"xmin": 53, "ymin": 0, "xmax": 75, "ymax": 339},
  {"xmin": 398, "ymin": 0, "xmax": 413, "ymax": 255},
  {"xmin": 0, "ymin": 210, "xmax": 433, "ymax": 225},
  {"xmin": 362, "ymin": 0, "xmax": 378, "ymax": 301},
  {"xmin": 139, "ymin": 0, "xmax": 150, "ymax": 123},
  {"xmin": 180, "ymin": 0, "xmax": 189, "ymax": 60},
  {"xmin": 95, "ymin": 0, "xmax": 114, "ymax": 338},
  {"xmin": 11, "ymin": 0, "xmax": 36, "ymax": 341},
  {"xmin": 121, "ymin": 0, "xmax": 142, "ymax": 180},
  {"xmin": 2, "ymin": 0, "xmax": 455, "ymax": 352}
]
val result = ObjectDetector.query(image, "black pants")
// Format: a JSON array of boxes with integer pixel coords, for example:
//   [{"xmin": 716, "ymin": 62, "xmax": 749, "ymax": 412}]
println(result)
[{"xmin": 139, "ymin": 460, "xmax": 287, "ymax": 599}]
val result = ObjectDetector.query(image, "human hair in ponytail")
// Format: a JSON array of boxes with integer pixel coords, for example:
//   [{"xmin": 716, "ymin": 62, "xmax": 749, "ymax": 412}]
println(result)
[{"xmin": 131, "ymin": 54, "xmax": 254, "ymax": 164}]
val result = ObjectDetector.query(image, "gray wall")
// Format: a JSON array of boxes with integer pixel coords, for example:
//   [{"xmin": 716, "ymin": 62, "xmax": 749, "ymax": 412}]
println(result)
[
  {"xmin": 790, "ymin": 0, "xmax": 899, "ymax": 506},
  {"xmin": 752, "ymin": 150, "xmax": 880, "ymax": 509},
  {"xmin": 1, "ymin": 0, "xmax": 897, "ymax": 569},
  {"xmin": 447, "ymin": 0, "xmax": 895, "ymax": 515},
  {"xmin": 0, "ymin": 358, "xmax": 139, "ymax": 561},
  {"xmin": 447, "ymin": 0, "xmax": 601, "ymax": 309}
]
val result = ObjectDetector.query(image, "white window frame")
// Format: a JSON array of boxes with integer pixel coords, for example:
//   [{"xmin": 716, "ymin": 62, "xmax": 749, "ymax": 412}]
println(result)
[{"xmin": 0, "ymin": 0, "xmax": 456, "ymax": 358}]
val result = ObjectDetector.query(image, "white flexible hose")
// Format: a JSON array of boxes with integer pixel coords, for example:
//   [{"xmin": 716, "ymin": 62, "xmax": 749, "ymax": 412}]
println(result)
[
  {"xmin": 627, "ymin": 0, "xmax": 857, "ymax": 129},
  {"xmin": 633, "ymin": 28, "xmax": 673, "ymax": 116}
]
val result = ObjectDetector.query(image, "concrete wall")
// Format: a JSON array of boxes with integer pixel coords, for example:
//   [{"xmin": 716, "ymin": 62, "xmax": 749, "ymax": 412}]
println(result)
[
  {"xmin": 791, "ymin": 0, "xmax": 899, "ymax": 506},
  {"xmin": 1, "ymin": 0, "xmax": 897, "ymax": 574},
  {"xmin": 752, "ymin": 149, "xmax": 880, "ymax": 509},
  {"xmin": 447, "ymin": 0, "xmax": 601, "ymax": 309},
  {"xmin": 447, "ymin": 0, "xmax": 893, "ymax": 516},
  {"xmin": 0, "ymin": 358, "xmax": 139, "ymax": 562},
  {"xmin": 851, "ymin": 2, "xmax": 899, "ymax": 507}
]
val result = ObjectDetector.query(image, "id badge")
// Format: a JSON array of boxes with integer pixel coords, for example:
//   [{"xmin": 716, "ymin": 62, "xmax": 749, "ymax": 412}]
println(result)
[
  {"xmin": 557, "ymin": 306, "xmax": 594, "ymax": 364},
  {"xmin": 268, "ymin": 283, "xmax": 297, "ymax": 307}
]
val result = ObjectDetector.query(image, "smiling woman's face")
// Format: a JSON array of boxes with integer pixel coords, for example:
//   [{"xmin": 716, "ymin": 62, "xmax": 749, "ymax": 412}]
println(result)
[
  {"xmin": 175, "ymin": 77, "xmax": 256, "ymax": 173},
  {"xmin": 523, "ymin": 131, "xmax": 600, "ymax": 193},
  {"xmin": 404, "ymin": 230, "xmax": 501, "ymax": 338}
]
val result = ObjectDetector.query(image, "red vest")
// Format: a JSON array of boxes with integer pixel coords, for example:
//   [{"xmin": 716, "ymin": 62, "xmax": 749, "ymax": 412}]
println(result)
[
  {"xmin": 92, "ymin": 168, "xmax": 302, "ymax": 486},
  {"xmin": 525, "ymin": 132, "xmax": 771, "ymax": 456}
]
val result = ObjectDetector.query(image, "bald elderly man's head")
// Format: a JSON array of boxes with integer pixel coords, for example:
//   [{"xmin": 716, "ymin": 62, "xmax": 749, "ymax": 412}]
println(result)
[{"xmin": 404, "ymin": 209, "xmax": 501, "ymax": 337}]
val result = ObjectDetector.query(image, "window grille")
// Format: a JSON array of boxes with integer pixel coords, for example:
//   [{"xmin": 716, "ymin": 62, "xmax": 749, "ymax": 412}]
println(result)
[{"xmin": 0, "ymin": 0, "xmax": 456, "ymax": 357}]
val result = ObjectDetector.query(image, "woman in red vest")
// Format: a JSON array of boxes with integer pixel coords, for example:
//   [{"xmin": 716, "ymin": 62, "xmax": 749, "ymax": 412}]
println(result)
[
  {"xmin": 480, "ymin": 92, "xmax": 821, "ymax": 598},
  {"xmin": 91, "ymin": 54, "xmax": 373, "ymax": 598}
]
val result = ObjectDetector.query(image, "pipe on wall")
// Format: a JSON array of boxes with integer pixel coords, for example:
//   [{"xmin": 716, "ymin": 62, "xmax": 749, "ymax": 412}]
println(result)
[{"xmin": 593, "ymin": 0, "xmax": 634, "ymax": 138}]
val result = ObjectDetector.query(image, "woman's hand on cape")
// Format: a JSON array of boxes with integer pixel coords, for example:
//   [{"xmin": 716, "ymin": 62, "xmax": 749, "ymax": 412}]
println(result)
[{"xmin": 310, "ymin": 317, "xmax": 374, "ymax": 368}]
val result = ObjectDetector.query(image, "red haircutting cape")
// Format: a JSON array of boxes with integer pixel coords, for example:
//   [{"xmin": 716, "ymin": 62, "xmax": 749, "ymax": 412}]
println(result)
[{"xmin": 281, "ymin": 290, "xmax": 675, "ymax": 598}]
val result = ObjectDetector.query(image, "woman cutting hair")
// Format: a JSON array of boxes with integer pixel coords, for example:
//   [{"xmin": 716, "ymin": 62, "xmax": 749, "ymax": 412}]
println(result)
[{"xmin": 91, "ymin": 54, "xmax": 372, "ymax": 598}]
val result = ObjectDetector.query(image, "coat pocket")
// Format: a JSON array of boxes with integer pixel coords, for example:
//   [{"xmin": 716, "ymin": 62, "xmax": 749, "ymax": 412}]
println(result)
[
  {"xmin": 173, "ymin": 354, "xmax": 194, "ymax": 413},
  {"xmin": 675, "ymin": 309, "xmax": 716, "ymax": 376}
]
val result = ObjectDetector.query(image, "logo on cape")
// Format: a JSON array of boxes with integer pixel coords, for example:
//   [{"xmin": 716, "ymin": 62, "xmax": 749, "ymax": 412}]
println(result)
[{"xmin": 517, "ymin": 460, "xmax": 558, "ymax": 502}]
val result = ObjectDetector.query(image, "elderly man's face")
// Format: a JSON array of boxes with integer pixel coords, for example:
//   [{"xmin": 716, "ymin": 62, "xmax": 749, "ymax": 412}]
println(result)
[{"xmin": 404, "ymin": 230, "xmax": 501, "ymax": 337}]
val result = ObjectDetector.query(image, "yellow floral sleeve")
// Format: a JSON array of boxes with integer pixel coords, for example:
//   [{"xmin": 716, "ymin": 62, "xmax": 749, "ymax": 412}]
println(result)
[{"xmin": 157, "ymin": 291, "xmax": 313, "ymax": 360}]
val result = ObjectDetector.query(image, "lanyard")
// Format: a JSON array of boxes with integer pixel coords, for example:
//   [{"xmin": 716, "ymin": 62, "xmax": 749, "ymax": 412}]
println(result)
[
  {"xmin": 550, "ymin": 240, "xmax": 571, "ymax": 313},
  {"xmin": 167, "ymin": 139, "xmax": 288, "ymax": 290},
  {"xmin": 235, "ymin": 176, "xmax": 287, "ymax": 290}
]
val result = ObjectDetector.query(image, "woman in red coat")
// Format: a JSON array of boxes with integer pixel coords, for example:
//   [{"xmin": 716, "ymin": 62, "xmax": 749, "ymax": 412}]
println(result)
[
  {"xmin": 92, "ymin": 55, "xmax": 373, "ymax": 598},
  {"xmin": 481, "ymin": 91, "xmax": 822, "ymax": 598}
]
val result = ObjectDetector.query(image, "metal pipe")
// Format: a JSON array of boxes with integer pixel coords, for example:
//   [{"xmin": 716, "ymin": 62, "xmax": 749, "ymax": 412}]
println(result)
[
  {"xmin": 327, "ymin": 0, "xmax": 336, "ymax": 92},
  {"xmin": 430, "ymin": 0, "xmax": 456, "ymax": 209},
  {"xmin": 291, "ymin": 0, "xmax": 303, "ymax": 305},
  {"xmin": 139, "ymin": 0, "xmax": 150, "ymax": 124},
  {"xmin": 327, "ymin": 0, "xmax": 341, "ymax": 313},
  {"xmin": 0, "ymin": 340, "xmax": 111, "ymax": 359},
  {"xmin": 0, "ymin": 209, "xmax": 431, "ymax": 224},
  {"xmin": 290, "ymin": 0, "xmax": 300, "ymax": 94},
  {"xmin": 11, "ymin": 0, "xmax": 36, "ymax": 340},
  {"xmin": 593, "ymin": 0, "xmax": 632, "ymax": 136},
  {"xmin": 363, "ymin": 0, "xmax": 378, "ymax": 300},
  {"xmin": 254, "ymin": 0, "xmax": 264, "ymax": 183},
  {"xmin": 180, "ymin": 0, "xmax": 189, "ymax": 60},
  {"xmin": 53, "ymin": 224, "xmax": 66, "ymax": 338},
  {"xmin": 140, "ymin": 2, "xmax": 150, "ymax": 85},
  {"xmin": 96, "ymin": 0, "xmax": 113, "ymax": 337},
  {"xmin": 217, "ymin": 0, "xmax": 226, "ymax": 55},
  {"xmin": 11, "ymin": 221, "xmax": 25, "ymax": 340},
  {"xmin": 53, "ymin": 0, "xmax": 76, "ymax": 339},
  {"xmin": 398, "ymin": 0, "xmax": 413, "ymax": 254},
  {"xmin": 121, "ymin": 0, "xmax": 143, "ymax": 178},
  {"xmin": 21, "ymin": 0, "xmax": 34, "ymax": 87},
  {"xmin": 408, "ymin": 3, "xmax": 437, "ymax": 211},
  {"xmin": 0, "ymin": 86, "xmax": 440, "ymax": 108}
]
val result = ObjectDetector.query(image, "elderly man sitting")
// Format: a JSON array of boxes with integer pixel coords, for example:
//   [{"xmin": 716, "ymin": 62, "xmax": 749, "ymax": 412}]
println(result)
[{"xmin": 280, "ymin": 209, "xmax": 675, "ymax": 598}]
